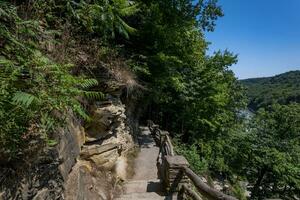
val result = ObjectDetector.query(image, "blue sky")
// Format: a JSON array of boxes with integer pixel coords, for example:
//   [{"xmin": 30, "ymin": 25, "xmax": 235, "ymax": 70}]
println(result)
[{"xmin": 205, "ymin": 0, "xmax": 300, "ymax": 79}]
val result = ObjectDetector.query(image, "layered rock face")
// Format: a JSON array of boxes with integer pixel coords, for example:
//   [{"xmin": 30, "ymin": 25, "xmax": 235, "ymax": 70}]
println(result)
[
  {"xmin": 0, "ymin": 90, "xmax": 136, "ymax": 200},
  {"xmin": 64, "ymin": 98, "xmax": 135, "ymax": 200}
]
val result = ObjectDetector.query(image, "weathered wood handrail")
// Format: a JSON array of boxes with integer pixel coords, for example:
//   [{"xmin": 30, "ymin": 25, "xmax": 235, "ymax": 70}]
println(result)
[
  {"xmin": 183, "ymin": 167, "xmax": 238, "ymax": 200},
  {"xmin": 165, "ymin": 134, "xmax": 174, "ymax": 156},
  {"xmin": 159, "ymin": 131, "xmax": 175, "ymax": 156},
  {"xmin": 147, "ymin": 120, "xmax": 238, "ymax": 200},
  {"xmin": 180, "ymin": 184, "xmax": 203, "ymax": 200}
]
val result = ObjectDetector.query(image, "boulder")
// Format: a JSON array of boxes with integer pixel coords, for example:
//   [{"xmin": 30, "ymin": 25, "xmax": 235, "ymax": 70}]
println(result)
[
  {"xmin": 86, "ymin": 104, "xmax": 125, "ymax": 141},
  {"xmin": 89, "ymin": 148, "xmax": 119, "ymax": 170}
]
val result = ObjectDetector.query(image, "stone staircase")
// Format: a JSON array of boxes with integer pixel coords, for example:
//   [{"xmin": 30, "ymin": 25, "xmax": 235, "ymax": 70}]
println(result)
[
  {"xmin": 114, "ymin": 127, "xmax": 176, "ymax": 200},
  {"xmin": 115, "ymin": 179, "xmax": 176, "ymax": 200}
]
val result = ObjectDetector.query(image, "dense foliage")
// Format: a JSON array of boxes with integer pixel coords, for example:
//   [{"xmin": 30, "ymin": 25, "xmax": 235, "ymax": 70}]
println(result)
[
  {"xmin": 240, "ymin": 71, "xmax": 300, "ymax": 199},
  {"xmin": 235, "ymin": 104, "xmax": 300, "ymax": 199},
  {"xmin": 241, "ymin": 70, "xmax": 300, "ymax": 111},
  {"xmin": 126, "ymin": 0, "xmax": 245, "ymax": 176},
  {"xmin": 0, "ymin": 1, "xmax": 104, "ymax": 162}
]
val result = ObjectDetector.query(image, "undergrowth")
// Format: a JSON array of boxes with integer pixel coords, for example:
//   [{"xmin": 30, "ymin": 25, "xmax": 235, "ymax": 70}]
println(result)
[
  {"xmin": 173, "ymin": 139, "xmax": 208, "ymax": 174},
  {"xmin": 0, "ymin": 1, "xmax": 105, "ymax": 162},
  {"xmin": 0, "ymin": 0, "xmax": 139, "ymax": 163}
]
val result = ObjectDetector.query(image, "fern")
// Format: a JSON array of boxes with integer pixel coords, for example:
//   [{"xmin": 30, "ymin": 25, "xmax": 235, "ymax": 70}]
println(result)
[
  {"xmin": 117, "ymin": 15, "xmax": 136, "ymax": 39},
  {"xmin": 0, "ymin": 57, "xmax": 14, "ymax": 67},
  {"xmin": 75, "ymin": 0, "xmax": 138, "ymax": 39},
  {"xmin": 83, "ymin": 91, "xmax": 104, "ymax": 100},
  {"xmin": 119, "ymin": 2, "xmax": 139, "ymax": 16},
  {"xmin": 0, "ymin": 0, "xmax": 111, "ymax": 161},
  {"xmin": 0, "ymin": 1, "xmax": 17, "ymax": 19},
  {"xmin": 79, "ymin": 78, "xmax": 99, "ymax": 89},
  {"xmin": 79, "ymin": 79, "xmax": 104, "ymax": 100},
  {"xmin": 73, "ymin": 104, "xmax": 90, "ymax": 122},
  {"xmin": 47, "ymin": 139, "xmax": 58, "ymax": 147},
  {"xmin": 12, "ymin": 92, "xmax": 39, "ymax": 108},
  {"xmin": 40, "ymin": 113, "xmax": 55, "ymax": 133}
]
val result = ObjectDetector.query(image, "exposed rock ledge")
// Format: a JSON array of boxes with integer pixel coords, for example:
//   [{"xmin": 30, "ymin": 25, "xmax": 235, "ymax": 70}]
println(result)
[
  {"xmin": 0, "ymin": 96, "xmax": 135, "ymax": 200},
  {"xmin": 64, "ymin": 99, "xmax": 135, "ymax": 200}
]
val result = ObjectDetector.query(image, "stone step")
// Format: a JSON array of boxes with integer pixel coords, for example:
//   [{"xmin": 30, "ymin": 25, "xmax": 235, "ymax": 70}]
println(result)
[
  {"xmin": 123, "ymin": 179, "xmax": 162, "ymax": 194},
  {"xmin": 115, "ymin": 192, "xmax": 177, "ymax": 200}
]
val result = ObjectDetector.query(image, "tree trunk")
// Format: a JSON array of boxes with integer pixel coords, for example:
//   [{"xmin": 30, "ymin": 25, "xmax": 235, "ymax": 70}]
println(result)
[{"xmin": 252, "ymin": 167, "xmax": 267, "ymax": 199}]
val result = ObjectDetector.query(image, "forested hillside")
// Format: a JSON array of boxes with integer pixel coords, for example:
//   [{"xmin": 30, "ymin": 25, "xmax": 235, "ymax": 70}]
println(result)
[
  {"xmin": 0, "ymin": 1, "xmax": 299, "ymax": 200},
  {"xmin": 241, "ymin": 70, "xmax": 300, "ymax": 110}
]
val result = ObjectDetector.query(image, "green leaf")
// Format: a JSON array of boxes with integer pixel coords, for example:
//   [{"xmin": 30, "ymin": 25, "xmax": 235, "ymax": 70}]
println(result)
[
  {"xmin": 12, "ymin": 92, "xmax": 39, "ymax": 108},
  {"xmin": 79, "ymin": 78, "xmax": 98, "ymax": 89},
  {"xmin": 83, "ymin": 91, "xmax": 104, "ymax": 100},
  {"xmin": 47, "ymin": 139, "xmax": 58, "ymax": 147}
]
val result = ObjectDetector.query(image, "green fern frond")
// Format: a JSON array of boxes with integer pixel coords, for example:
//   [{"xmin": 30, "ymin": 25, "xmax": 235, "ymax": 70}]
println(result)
[
  {"xmin": 12, "ymin": 92, "xmax": 39, "ymax": 108},
  {"xmin": 83, "ymin": 91, "xmax": 104, "ymax": 100},
  {"xmin": 0, "ymin": 1, "xmax": 17, "ymax": 19},
  {"xmin": 0, "ymin": 57, "xmax": 14, "ymax": 67},
  {"xmin": 40, "ymin": 113, "xmax": 55, "ymax": 133},
  {"xmin": 117, "ymin": 15, "xmax": 136, "ymax": 34},
  {"xmin": 73, "ymin": 104, "xmax": 90, "ymax": 122},
  {"xmin": 119, "ymin": 3, "xmax": 139, "ymax": 16},
  {"xmin": 79, "ymin": 78, "xmax": 98, "ymax": 89},
  {"xmin": 47, "ymin": 139, "xmax": 58, "ymax": 147}
]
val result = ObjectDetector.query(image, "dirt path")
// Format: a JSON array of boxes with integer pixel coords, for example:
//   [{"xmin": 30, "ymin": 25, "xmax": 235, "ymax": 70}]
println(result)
[{"xmin": 131, "ymin": 126, "xmax": 159, "ymax": 180}]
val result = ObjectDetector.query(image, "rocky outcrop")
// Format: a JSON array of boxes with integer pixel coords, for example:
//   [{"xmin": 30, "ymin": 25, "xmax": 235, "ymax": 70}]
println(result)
[
  {"xmin": 64, "ymin": 97, "xmax": 135, "ymax": 200},
  {"xmin": 0, "ymin": 98, "xmax": 136, "ymax": 200},
  {"xmin": 81, "ymin": 99, "xmax": 134, "ymax": 169},
  {"xmin": 0, "ymin": 64, "xmax": 139, "ymax": 200},
  {"xmin": 85, "ymin": 101, "xmax": 133, "ymax": 148}
]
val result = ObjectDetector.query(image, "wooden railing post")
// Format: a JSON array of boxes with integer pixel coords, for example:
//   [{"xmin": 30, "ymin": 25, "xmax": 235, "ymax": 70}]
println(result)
[{"xmin": 164, "ymin": 155, "xmax": 190, "ymax": 193}]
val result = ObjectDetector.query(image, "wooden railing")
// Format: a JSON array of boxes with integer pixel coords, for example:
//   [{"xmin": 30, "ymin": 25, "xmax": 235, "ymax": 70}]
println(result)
[{"xmin": 147, "ymin": 121, "xmax": 238, "ymax": 200}]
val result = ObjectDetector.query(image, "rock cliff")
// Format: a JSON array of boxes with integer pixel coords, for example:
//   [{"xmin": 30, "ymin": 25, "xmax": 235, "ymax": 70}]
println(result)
[
  {"xmin": 0, "ymin": 65, "xmax": 140, "ymax": 200},
  {"xmin": 64, "ymin": 97, "xmax": 135, "ymax": 200}
]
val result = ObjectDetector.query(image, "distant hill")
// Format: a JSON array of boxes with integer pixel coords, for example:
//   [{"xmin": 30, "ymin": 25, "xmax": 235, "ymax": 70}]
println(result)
[{"xmin": 240, "ymin": 70, "xmax": 300, "ymax": 111}]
